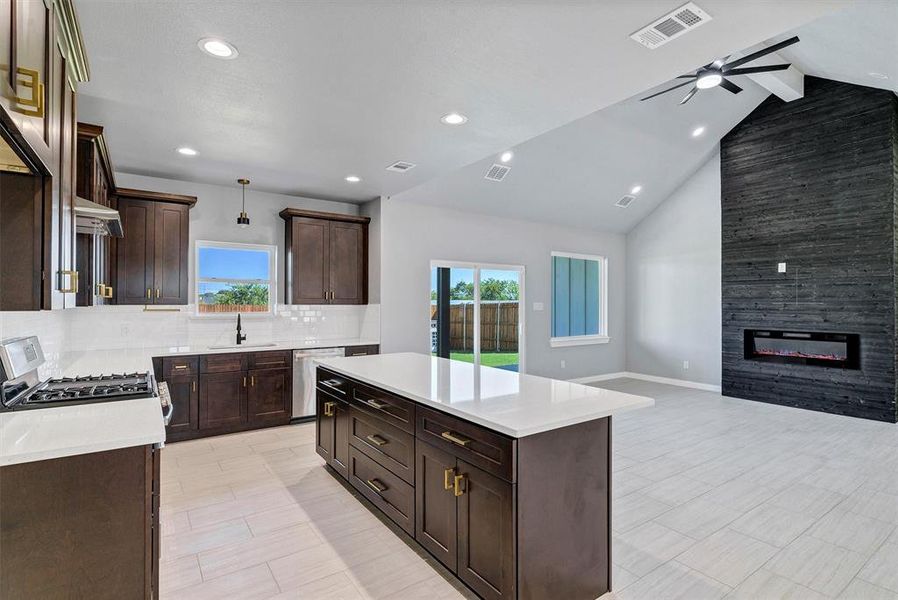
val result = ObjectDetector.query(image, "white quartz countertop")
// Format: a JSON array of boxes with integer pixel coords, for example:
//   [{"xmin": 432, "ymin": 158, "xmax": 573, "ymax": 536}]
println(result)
[
  {"xmin": 0, "ymin": 397, "xmax": 166, "ymax": 466},
  {"xmin": 316, "ymin": 353, "xmax": 653, "ymax": 437},
  {"xmin": 2, "ymin": 337, "xmax": 377, "ymax": 467}
]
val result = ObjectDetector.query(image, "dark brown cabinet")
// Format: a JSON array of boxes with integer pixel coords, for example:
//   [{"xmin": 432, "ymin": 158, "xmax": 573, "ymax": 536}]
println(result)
[
  {"xmin": 75, "ymin": 122, "xmax": 115, "ymax": 306},
  {"xmin": 416, "ymin": 440, "xmax": 458, "ymax": 571},
  {"xmin": 198, "ymin": 371, "xmax": 246, "ymax": 430},
  {"xmin": 280, "ymin": 208, "xmax": 369, "ymax": 305},
  {"xmin": 316, "ymin": 391, "xmax": 336, "ymax": 462},
  {"xmin": 248, "ymin": 367, "xmax": 291, "ymax": 423},
  {"xmin": 161, "ymin": 357, "xmax": 199, "ymax": 435},
  {"xmin": 115, "ymin": 189, "xmax": 195, "ymax": 305}
]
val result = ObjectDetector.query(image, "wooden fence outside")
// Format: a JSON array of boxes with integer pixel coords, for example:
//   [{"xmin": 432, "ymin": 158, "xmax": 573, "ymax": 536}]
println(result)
[
  {"xmin": 430, "ymin": 302, "xmax": 519, "ymax": 352},
  {"xmin": 198, "ymin": 303, "xmax": 269, "ymax": 313}
]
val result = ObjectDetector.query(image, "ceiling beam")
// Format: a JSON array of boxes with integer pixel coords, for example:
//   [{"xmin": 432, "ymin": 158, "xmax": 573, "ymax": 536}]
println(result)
[{"xmin": 740, "ymin": 50, "xmax": 805, "ymax": 102}]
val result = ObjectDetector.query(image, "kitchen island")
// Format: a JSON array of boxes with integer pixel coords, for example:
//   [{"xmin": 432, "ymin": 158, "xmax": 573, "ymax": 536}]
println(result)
[{"xmin": 314, "ymin": 352, "xmax": 653, "ymax": 600}]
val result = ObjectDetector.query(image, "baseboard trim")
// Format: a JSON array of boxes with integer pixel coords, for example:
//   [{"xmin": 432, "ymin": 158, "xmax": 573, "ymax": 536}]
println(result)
[{"xmin": 570, "ymin": 371, "xmax": 722, "ymax": 393}]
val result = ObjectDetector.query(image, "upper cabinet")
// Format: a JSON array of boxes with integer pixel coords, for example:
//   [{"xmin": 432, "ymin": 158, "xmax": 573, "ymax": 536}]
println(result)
[
  {"xmin": 75, "ymin": 122, "xmax": 115, "ymax": 306},
  {"xmin": 280, "ymin": 209, "xmax": 369, "ymax": 305},
  {"xmin": 115, "ymin": 189, "xmax": 196, "ymax": 305}
]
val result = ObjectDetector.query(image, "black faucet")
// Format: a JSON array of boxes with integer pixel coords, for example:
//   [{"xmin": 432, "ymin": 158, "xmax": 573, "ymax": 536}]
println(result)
[{"xmin": 236, "ymin": 313, "xmax": 247, "ymax": 345}]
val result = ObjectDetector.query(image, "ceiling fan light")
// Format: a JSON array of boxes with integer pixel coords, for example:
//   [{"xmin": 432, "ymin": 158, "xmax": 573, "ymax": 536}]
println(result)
[{"xmin": 696, "ymin": 72, "xmax": 723, "ymax": 89}]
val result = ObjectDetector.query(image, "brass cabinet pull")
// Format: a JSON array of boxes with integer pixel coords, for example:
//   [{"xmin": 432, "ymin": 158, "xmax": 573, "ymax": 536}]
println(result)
[
  {"xmin": 251, "ymin": 375, "xmax": 256, "ymax": 387},
  {"xmin": 365, "ymin": 398, "xmax": 389, "ymax": 410},
  {"xmin": 59, "ymin": 270, "xmax": 78, "ymax": 293},
  {"xmin": 97, "ymin": 283, "xmax": 106, "ymax": 296},
  {"xmin": 444, "ymin": 467, "xmax": 455, "ymax": 491},
  {"xmin": 453, "ymin": 473, "xmax": 466, "ymax": 497},
  {"xmin": 323, "ymin": 401, "xmax": 336, "ymax": 417},
  {"xmin": 441, "ymin": 431, "xmax": 471, "ymax": 447},
  {"xmin": 173, "ymin": 365, "xmax": 189, "ymax": 370},
  {"xmin": 156, "ymin": 288, "xmax": 161, "ymax": 299},
  {"xmin": 146, "ymin": 288, "xmax": 151, "ymax": 299},
  {"xmin": 192, "ymin": 380, "xmax": 197, "ymax": 393},
  {"xmin": 14, "ymin": 67, "xmax": 44, "ymax": 117},
  {"xmin": 243, "ymin": 376, "xmax": 247, "ymax": 388},
  {"xmin": 366, "ymin": 434, "xmax": 388, "ymax": 447},
  {"xmin": 365, "ymin": 478, "xmax": 387, "ymax": 494},
  {"xmin": 104, "ymin": 285, "xmax": 113, "ymax": 299}
]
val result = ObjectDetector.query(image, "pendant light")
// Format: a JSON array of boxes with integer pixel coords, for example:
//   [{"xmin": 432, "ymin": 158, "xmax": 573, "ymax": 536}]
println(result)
[{"xmin": 237, "ymin": 178, "xmax": 250, "ymax": 228}]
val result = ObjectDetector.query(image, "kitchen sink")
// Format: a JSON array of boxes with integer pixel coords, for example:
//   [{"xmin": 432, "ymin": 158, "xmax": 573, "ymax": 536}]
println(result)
[{"xmin": 207, "ymin": 342, "xmax": 279, "ymax": 350}]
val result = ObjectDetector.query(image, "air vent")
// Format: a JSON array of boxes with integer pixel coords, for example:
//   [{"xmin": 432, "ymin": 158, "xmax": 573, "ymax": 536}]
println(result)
[
  {"xmin": 615, "ymin": 195, "xmax": 636, "ymax": 208},
  {"xmin": 484, "ymin": 164, "xmax": 511, "ymax": 182},
  {"xmin": 630, "ymin": 2, "xmax": 712, "ymax": 50},
  {"xmin": 386, "ymin": 161, "xmax": 416, "ymax": 172}
]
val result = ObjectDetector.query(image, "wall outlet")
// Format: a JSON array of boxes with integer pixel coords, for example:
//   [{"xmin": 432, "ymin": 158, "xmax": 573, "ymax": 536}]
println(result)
[
  {"xmin": 120, "ymin": 324, "xmax": 130, "ymax": 337},
  {"xmin": 533, "ymin": 302, "xmax": 544, "ymax": 311},
  {"xmin": 683, "ymin": 360, "xmax": 690, "ymax": 370},
  {"xmin": 777, "ymin": 262, "xmax": 787, "ymax": 273},
  {"xmin": 560, "ymin": 360, "xmax": 566, "ymax": 369}
]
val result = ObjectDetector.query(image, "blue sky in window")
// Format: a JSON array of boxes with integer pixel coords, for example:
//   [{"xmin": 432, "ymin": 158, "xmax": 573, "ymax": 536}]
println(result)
[{"xmin": 199, "ymin": 247, "xmax": 270, "ymax": 280}]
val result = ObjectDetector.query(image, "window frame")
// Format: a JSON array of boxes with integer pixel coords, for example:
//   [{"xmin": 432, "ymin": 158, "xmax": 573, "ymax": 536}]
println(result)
[
  {"xmin": 550, "ymin": 251, "xmax": 609, "ymax": 348},
  {"xmin": 194, "ymin": 240, "xmax": 278, "ymax": 318}
]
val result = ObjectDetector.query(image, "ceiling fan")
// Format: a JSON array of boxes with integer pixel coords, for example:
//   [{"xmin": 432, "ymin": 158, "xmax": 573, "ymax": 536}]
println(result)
[{"xmin": 641, "ymin": 36, "xmax": 800, "ymax": 105}]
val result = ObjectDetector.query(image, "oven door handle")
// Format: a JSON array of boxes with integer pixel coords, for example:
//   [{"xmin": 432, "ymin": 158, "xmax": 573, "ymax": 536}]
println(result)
[{"xmin": 162, "ymin": 396, "xmax": 174, "ymax": 426}]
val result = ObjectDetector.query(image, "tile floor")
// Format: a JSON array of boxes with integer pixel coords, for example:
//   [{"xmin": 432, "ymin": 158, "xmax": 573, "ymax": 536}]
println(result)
[{"xmin": 159, "ymin": 378, "xmax": 898, "ymax": 599}]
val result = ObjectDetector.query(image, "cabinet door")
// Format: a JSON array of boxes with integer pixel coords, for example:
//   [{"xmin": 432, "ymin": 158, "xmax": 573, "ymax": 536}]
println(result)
[
  {"xmin": 315, "ymin": 391, "xmax": 335, "ymax": 462},
  {"xmin": 153, "ymin": 202, "xmax": 189, "ymax": 304},
  {"xmin": 247, "ymin": 368, "xmax": 291, "ymax": 424},
  {"xmin": 165, "ymin": 376, "xmax": 199, "ymax": 434},
  {"xmin": 415, "ymin": 440, "xmax": 458, "ymax": 572},
  {"xmin": 457, "ymin": 460, "xmax": 515, "ymax": 600},
  {"xmin": 329, "ymin": 221, "xmax": 366, "ymax": 304},
  {"xmin": 199, "ymin": 371, "xmax": 246, "ymax": 430},
  {"xmin": 116, "ymin": 197, "xmax": 155, "ymax": 304},
  {"xmin": 330, "ymin": 398, "xmax": 350, "ymax": 478},
  {"xmin": 288, "ymin": 217, "xmax": 329, "ymax": 304}
]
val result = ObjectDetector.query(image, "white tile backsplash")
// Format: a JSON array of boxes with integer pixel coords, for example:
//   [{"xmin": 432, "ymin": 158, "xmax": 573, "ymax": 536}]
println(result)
[{"xmin": 1, "ymin": 304, "xmax": 379, "ymax": 355}]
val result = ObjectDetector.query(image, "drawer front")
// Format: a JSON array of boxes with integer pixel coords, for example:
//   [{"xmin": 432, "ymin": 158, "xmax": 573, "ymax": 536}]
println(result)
[
  {"xmin": 200, "ymin": 353, "xmax": 247, "ymax": 373},
  {"xmin": 344, "ymin": 345, "xmax": 379, "ymax": 357},
  {"xmin": 351, "ymin": 382, "xmax": 415, "ymax": 434},
  {"xmin": 348, "ymin": 446, "xmax": 414, "ymax": 535},
  {"xmin": 417, "ymin": 407, "xmax": 516, "ymax": 483},
  {"xmin": 316, "ymin": 367, "xmax": 350, "ymax": 398},
  {"xmin": 248, "ymin": 350, "xmax": 291, "ymax": 370},
  {"xmin": 349, "ymin": 406, "xmax": 415, "ymax": 485},
  {"xmin": 163, "ymin": 356, "xmax": 198, "ymax": 379}
]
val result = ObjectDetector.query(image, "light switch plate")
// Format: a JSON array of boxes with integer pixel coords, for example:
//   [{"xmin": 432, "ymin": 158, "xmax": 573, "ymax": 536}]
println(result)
[
  {"xmin": 533, "ymin": 302, "xmax": 544, "ymax": 311},
  {"xmin": 777, "ymin": 262, "xmax": 787, "ymax": 273}
]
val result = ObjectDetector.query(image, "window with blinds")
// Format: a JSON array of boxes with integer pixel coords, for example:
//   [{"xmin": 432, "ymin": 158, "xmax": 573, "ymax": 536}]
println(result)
[{"xmin": 551, "ymin": 252, "xmax": 609, "ymax": 346}]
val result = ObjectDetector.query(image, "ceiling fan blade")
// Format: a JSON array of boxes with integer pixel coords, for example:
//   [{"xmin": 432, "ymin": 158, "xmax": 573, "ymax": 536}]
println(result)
[
  {"xmin": 719, "ymin": 78, "xmax": 743, "ymax": 94},
  {"xmin": 641, "ymin": 79, "xmax": 695, "ymax": 101},
  {"xmin": 676, "ymin": 74, "xmax": 698, "ymax": 79},
  {"xmin": 724, "ymin": 64, "xmax": 791, "ymax": 76},
  {"xmin": 724, "ymin": 35, "xmax": 799, "ymax": 70},
  {"xmin": 679, "ymin": 87, "xmax": 698, "ymax": 105}
]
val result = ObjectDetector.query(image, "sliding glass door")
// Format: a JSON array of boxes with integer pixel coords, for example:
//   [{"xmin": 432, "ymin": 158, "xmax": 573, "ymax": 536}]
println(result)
[{"xmin": 430, "ymin": 262, "xmax": 524, "ymax": 372}]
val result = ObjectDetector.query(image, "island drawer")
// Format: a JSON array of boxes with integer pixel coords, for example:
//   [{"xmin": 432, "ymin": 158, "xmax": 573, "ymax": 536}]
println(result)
[
  {"xmin": 248, "ymin": 350, "xmax": 291, "ymax": 370},
  {"xmin": 349, "ymin": 406, "xmax": 415, "ymax": 485},
  {"xmin": 350, "ymin": 382, "xmax": 415, "ymax": 434},
  {"xmin": 348, "ymin": 446, "xmax": 414, "ymax": 535},
  {"xmin": 317, "ymin": 368, "xmax": 350, "ymax": 398},
  {"xmin": 162, "ymin": 356, "xmax": 198, "ymax": 379},
  {"xmin": 417, "ymin": 406, "xmax": 516, "ymax": 482},
  {"xmin": 200, "ymin": 353, "xmax": 247, "ymax": 373}
]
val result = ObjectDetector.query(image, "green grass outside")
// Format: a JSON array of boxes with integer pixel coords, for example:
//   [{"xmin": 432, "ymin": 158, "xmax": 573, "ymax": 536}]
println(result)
[{"xmin": 449, "ymin": 352, "xmax": 518, "ymax": 367}]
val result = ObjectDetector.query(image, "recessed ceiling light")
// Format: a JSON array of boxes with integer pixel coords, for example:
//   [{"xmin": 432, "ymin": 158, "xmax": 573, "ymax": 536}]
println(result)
[
  {"xmin": 868, "ymin": 71, "xmax": 889, "ymax": 80},
  {"xmin": 441, "ymin": 112, "xmax": 468, "ymax": 125},
  {"xmin": 345, "ymin": 175, "xmax": 361, "ymax": 183},
  {"xmin": 177, "ymin": 147, "xmax": 198, "ymax": 156},
  {"xmin": 696, "ymin": 72, "xmax": 723, "ymax": 89},
  {"xmin": 500, "ymin": 151, "xmax": 514, "ymax": 163},
  {"xmin": 630, "ymin": 185, "xmax": 642, "ymax": 195},
  {"xmin": 692, "ymin": 126, "xmax": 706, "ymax": 137},
  {"xmin": 198, "ymin": 38, "xmax": 238, "ymax": 59}
]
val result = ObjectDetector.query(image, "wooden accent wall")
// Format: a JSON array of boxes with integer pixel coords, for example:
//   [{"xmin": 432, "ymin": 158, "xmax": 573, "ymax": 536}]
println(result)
[{"xmin": 721, "ymin": 77, "xmax": 898, "ymax": 422}]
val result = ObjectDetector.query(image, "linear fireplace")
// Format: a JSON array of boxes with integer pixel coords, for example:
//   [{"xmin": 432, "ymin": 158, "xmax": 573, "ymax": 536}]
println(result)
[{"xmin": 744, "ymin": 330, "xmax": 860, "ymax": 369}]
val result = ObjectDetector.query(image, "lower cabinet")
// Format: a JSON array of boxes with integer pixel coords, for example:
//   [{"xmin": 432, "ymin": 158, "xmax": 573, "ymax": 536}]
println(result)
[
  {"xmin": 199, "ymin": 371, "xmax": 247, "ymax": 429},
  {"xmin": 247, "ymin": 367, "xmax": 291, "ymax": 423},
  {"xmin": 315, "ymin": 391, "xmax": 350, "ymax": 478}
]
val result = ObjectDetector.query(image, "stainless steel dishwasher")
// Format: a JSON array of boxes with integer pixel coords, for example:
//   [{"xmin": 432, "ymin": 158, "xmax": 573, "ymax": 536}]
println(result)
[{"xmin": 292, "ymin": 348, "xmax": 345, "ymax": 418}]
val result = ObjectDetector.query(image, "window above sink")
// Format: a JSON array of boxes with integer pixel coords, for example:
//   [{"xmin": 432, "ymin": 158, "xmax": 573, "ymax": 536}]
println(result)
[{"xmin": 195, "ymin": 241, "xmax": 277, "ymax": 317}]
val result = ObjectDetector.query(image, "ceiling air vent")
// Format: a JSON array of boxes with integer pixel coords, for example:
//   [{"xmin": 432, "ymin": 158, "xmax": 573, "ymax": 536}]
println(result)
[
  {"xmin": 630, "ymin": 2, "xmax": 712, "ymax": 50},
  {"xmin": 386, "ymin": 161, "xmax": 416, "ymax": 172},
  {"xmin": 615, "ymin": 195, "xmax": 636, "ymax": 208},
  {"xmin": 484, "ymin": 164, "xmax": 511, "ymax": 182}
]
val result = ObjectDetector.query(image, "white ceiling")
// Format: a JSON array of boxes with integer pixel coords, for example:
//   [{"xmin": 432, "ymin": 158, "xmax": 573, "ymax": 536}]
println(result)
[
  {"xmin": 391, "ymin": 77, "xmax": 769, "ymax": 233},
  {"xmin": 75, "ymin": 0, "xmax": 844, "ymax": 203}
]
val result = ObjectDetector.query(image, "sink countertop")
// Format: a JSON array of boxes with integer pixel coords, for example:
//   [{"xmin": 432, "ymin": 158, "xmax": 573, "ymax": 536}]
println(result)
[
  {"xmin": 317, "ymin": 352, "xmax": 653, "ymax": 438},
  {"xmin": 1, "ymin": 337, "xmax": 378, "ymax": 467}
]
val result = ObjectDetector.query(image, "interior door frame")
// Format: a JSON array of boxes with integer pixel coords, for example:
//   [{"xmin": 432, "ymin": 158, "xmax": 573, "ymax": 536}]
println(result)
[{"xmin": 430, "ymin": 260, "xmax": 526, "ymax": 374}]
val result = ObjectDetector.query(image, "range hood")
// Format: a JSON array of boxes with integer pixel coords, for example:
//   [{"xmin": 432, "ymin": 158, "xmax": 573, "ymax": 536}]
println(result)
[{"xmin": 75, "ymin": 196, "xmax": 123, "ymax": 237}]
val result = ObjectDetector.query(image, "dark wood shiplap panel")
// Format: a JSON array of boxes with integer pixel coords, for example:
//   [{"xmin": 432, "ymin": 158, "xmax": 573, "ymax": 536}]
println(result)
[{"xmin": 721, "ymin": 77, "xmax": 898, "ymax": 423}]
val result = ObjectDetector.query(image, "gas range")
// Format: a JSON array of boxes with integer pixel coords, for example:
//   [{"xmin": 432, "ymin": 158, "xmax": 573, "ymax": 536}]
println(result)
[{"xmin": 0, "ymin": 337, "xmax": 159, "ymax": 412}]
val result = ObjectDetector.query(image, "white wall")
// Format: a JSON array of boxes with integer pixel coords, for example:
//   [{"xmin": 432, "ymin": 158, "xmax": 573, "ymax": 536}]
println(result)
[
  {"xmin": 378, "ymin": 197, "xmax": 626, "ymax": 380},
  {"xmin": 625, "ymin": 151, "xmax": 721, "ymax": 385},
  {"xmin": 115, "ymin": 172, "xmax": 360, "ymax": 303}
]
